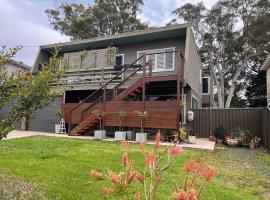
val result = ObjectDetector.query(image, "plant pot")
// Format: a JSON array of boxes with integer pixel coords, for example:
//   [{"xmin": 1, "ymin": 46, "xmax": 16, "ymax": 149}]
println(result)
[
  {"xmin": 55, "ymin": 124, "xmax": 60, "ymax": 134},
  {"xmin": 126, "ymin": 131, "xmax": 133, "ymax": 140},
  {"xmin": 216, "ymin": 139, "xmax": 223, "ymax": 144},
  {"xmin": 136, "ymin": 133, "xmax": 147, "ymax": 143},
  {"xmin": 188, "ymin": 135, "xmax": 197, "ymax": 144},
  {"xmin": 249, "ymin": 143, "xmax": 256, "ymax": 149},
  {"xmin": 94, "ymin": 130, "xmax": 106, "ymax": 139},
  {"xmin": 226, "ymin": 138, "xmax": 239, "ymax": 147},
  {"xmin": 115, "ymin": 131, "xmax": 126, "ymax": 141},
  {"xmin": 209, "ymin": 135, "xmax": 216, "ymax": 142}
]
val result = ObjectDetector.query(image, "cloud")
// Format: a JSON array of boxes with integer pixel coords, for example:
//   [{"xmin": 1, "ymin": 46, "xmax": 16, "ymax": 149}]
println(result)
[{"xmin": 0, "ymin": 0, "xmax": 217, "ymax": 66}]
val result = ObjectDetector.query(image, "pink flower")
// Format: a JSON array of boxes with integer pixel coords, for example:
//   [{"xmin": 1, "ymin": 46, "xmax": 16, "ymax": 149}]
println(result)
[
  {"xmin": 90, "ymin": 170, "xmax": 103, "ymax": 180},
  {"xmin": 121, "ymin": 141, "xmax": 129, "ymax": 150},
  {"xmin": 136, "ymin": 190, "xmax": 141, "ymax": 200},
  {"xmin": 154, "ymin": 131, "xmax": 161, "ymax": 148},
  {"xmin": 184, "ymin": 160, "xmax": 197, "ymax": 174},
  {"xmin": 101, "ymin": 187, "xmax": 114, "ymax": 197},
  {"xmin": 135, "ymin": 172, "xmax": 144, "ymax": 182},
  {"xmin": 202, "ymin": 167, "xmax": 215, "ymax": 181},
  {"xmin": 122, "ymin": 152, "xmax": 129, "ymax": 167},
  {"xmin": 173, "ymin": 191, "xmax": 187, "ymax": 200},
  {"xmin": 140, "ymin": 143, "xmax": 145, "ymax": 153},
  {"xmin": 171, "ymin": 146, "xmax": 183, "ymax": 156},
  {"xmin": 108, "ymin": 171, "xmax": 120, "ymax": 185},
  {"xmin": 145, "ymin": 151, "xmax": 155, "ymax": 168}
]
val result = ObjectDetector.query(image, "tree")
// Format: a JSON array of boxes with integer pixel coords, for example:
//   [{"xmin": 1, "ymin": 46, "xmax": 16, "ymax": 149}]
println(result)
[
  {"xmin": 0, "ymin": 48, "xmax": 64, "ymax": 139},
  {"xmin": 245, "ymin": 71, "xmax": 267, "ymax": 107},
  {"xmin": 46, "ymin": 0, "xmax": 148, "ymax": 40},
  {"xmin": 173, "ymin": 0, "xmax": 270, "ymax": 108}
]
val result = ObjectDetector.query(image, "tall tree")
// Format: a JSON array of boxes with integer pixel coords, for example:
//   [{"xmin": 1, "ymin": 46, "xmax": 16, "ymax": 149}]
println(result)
[
  {"xmin": 173, "ymin": 0, "xmax": 270, "ymax": 108},
  {"xmin": 46, "ymin": 0, "xmax": 148, "ymax": 40}
]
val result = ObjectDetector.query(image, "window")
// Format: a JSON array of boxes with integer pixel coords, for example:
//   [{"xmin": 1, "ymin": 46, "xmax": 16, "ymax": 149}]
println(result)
[
  {"xmin": 202, "ymin": 77, "xmax": 210, "ymax": 94},
  {"xmin": 115, "ymin": 54, "xmax": 124, "ymax": 66},
  {"xmin": 137, "ymin": 47, "xmax": 175, "ymax": 72},
  {"xmin": 191, "ymin": 96, "xmax": 199, "ymax": 109}
]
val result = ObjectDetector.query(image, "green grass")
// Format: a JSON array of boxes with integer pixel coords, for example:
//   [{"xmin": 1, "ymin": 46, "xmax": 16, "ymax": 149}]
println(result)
[{"xmin": 0, "ymin": 136, "xmax": 269, "ymax": 200}]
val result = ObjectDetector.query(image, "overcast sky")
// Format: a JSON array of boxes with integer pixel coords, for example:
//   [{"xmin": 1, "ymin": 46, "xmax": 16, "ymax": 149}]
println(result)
[{"xmin": 0, "ymin": 0, "xmax": 217, "ymax": 66}]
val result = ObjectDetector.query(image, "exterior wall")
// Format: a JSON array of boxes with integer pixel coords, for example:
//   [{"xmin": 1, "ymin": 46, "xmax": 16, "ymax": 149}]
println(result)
[
  {"xmin": 184, "ymin": 27, "xmax": 202, "ymax": 103},
  {"xmin": 267, "ymin": 68, "xmax": 270, "ymax": 106},
  {"xmin": 28, "ymin": 98, "xmax": 62, "ymax": 133},
  {"xmin": 32, "ymin": 49, "xmax": 51, "ymax": 74}
]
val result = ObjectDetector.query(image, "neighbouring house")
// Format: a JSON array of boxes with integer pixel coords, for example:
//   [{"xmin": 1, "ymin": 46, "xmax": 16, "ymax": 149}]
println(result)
[
  {"xmin": 5, "ymin": 59, "xmax": 30, "ymax": 73},
  {"xmin": 261, "ymin": 55, "xmax": 270, "ymax": 108},
  {"xmin": 32, "ymin": 24, "xmax": 211, "ymax": 136}
]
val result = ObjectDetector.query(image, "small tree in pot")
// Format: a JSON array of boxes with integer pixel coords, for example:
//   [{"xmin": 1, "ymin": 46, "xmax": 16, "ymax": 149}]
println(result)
[
  {"xmin": 134, "ymin": 111, "xmax": 148, "ymax": 143},
  {"xmin": 93, "ymin": 110, "xmax": 107, "ymax": 139},
  {"xmin": 115, "ymin": 111, "xmax": 127, "ymax": 141}
]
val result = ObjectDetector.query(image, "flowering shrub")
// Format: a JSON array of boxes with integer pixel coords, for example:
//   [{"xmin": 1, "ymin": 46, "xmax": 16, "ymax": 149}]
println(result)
[
  {"xmin": 173, "ymin": 159, "xmax": 215, "ymax": 200},
  {"xmin": 90, "ymin": 131, "xmax": 215, "ymax": 200}
]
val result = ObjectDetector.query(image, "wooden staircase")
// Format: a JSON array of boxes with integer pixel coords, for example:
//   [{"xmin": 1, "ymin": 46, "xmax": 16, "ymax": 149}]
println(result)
[{"xmin": 69, "ymin": 77, "xmax": 147, "ymax": 135}]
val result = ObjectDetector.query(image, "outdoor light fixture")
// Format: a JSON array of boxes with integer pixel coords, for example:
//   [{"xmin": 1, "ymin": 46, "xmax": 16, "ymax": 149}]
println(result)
[{"xmin": 188, "ymin": 111, "xmax": 194, "ymax": 121}]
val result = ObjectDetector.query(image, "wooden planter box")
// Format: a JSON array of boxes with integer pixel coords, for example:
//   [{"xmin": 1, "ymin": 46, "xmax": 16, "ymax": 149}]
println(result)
[
  {"xmin": 94, "ymin": 130, "xmax": 106, "ymax": 139},
  {"xmin": 136, "ymin": 133, "xmax": 147, "ymax": 143},
  {"xmin": 188, "ymin": 135, "xmax": 197, "ymax": 144},
  {"xmin": 115, "ymin": 131, "xmax": 127, "ymax": 141}
]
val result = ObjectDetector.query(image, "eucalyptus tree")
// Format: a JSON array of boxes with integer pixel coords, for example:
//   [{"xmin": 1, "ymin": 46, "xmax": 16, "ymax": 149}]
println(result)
[
  {"xmin": 46, "ymin": 0, "xmax": 148, "ymax": 40},
  {"xmin": 173, "ymin": 0, "xmax": 270, "ymax": 108}
]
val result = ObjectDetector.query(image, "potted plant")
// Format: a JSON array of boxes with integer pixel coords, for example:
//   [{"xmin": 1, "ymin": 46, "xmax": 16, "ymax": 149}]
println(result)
[
  {"xmin": 134, "ymin": 111, "xmax": 148, "ymax": 143},
  {"xmin": 209, "ymin": 135, "xmax": 216, "ymax": 142},
  {"xmin": 115, "ymin": 111, "xmax": 127, "ymax": 141},
  {"xmin": 188, "ymin": 130, "xmax": 197, "ymax": 144},
  {"xmin": 93, "ymin": 110, "xmax": 107, "ymax": 139},
  {"xmin": 177, "ymin": 127, "xmax": 186, "ymax": 143},
  {"xmin": 250, "ymin": 136, "xmax": 261, "ymax": 149}
]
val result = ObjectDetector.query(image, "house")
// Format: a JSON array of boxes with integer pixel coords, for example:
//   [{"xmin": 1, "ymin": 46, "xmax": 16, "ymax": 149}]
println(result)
[
  {"xmin": 261, "ymin": 55, "xmax": 270, "ymax": 108},
  {"xmin": 6, "ymin": 59, "xmax": 30, "ymax": 73},
  {"xmin": 33, "ymin": 24, "xmax": 210, "ymax": 136}
]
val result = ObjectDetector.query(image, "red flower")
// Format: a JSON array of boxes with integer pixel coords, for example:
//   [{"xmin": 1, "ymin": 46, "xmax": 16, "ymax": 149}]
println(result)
[
  {"xmin": 173, "ymin": 191, "xmax": 188, "ymax": 200},
  {"xmin": 136, "ymin": 190, "xmax": 141, "ymax": 200},
  {"xmin": 90, "ymin": 170, "xmax": 103, "ymax": 180},
  {"xmin": 154, "ymin": 131, "xmax": 161, "ymax": 148},
  {"xmin": 184, "ymin": 160, "xmax": 197, "ymax": 174},
  {"xmin": 145, "ymin": 151, "xmax": 155, "ymax": 168},
  {"xmin": 135, "ymin": 172, "xmax": 144, "ymax": 182},
  {"xmin": 101, "ymin": 187, "xmax": 114, "ymax": 197},
  {"xmin": 122, "ymin": 152, "xmax": 129, "ymax": 167},
  {"xmin": 108, "ymin": 171, "xmax": 120, "ymax": 185},
  {"xmin": 171, "ymin": 146, "xmax": 183, "ymax": 156},
  {"xmin": 187, "ymin": 189, "xmax": 197, "ymax": 200},
  {"xmin": 121, "ymin": 141, "xmax": 129, "ymax": 151},
  {"xmin": 128, "ymin": 172, "xmax": 137, "ymax": 182},
  {"xmin": 202, "ymin": 167, "xmax": 215, "ymax": 181},
  {"xmin": 140, "ymin": 143, "xmax": 145, "ymax": 153}
]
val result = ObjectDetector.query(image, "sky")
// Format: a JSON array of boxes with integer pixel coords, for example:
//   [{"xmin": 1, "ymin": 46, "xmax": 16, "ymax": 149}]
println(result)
[{"xmin": 0, "ymin": 0, "xmax": 217, "ymax": 66}]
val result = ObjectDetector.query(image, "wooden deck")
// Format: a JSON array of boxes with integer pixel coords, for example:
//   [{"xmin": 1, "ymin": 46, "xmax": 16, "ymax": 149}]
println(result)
[{"xmin": 62, "ymin": 101, "xmax": 178, "ymax": 129}]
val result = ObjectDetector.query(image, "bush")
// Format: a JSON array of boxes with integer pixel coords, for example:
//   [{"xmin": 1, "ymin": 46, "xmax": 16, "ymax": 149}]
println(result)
[{"xmin": 0, "ymin": 175, "xmax": 46, "ymax": 200}]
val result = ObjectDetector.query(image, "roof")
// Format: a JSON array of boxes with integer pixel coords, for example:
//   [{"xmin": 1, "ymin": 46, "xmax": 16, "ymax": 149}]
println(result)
[
  {"xmin": 8, "ymin": 59, "xmax": 30, "ymax": 70},
  {"xmin": 40, "ymin": 23, "xmax": 190, "ymax": 53},
  {"xmin": 261, "ymin": 55, "xmax": 270, "ymax": 70}
]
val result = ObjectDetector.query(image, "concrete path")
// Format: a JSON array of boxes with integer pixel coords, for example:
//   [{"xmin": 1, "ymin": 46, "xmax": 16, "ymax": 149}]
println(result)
[{"xmin": 5, "ymin": 130, "xmax": 215, "ymax": 151}]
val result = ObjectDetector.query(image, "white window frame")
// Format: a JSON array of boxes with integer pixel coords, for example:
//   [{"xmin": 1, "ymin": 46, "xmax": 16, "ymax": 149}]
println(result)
[
  {"xmin": 191, "ymin": 95, "xmax": 199, "ymax": 109},
  {"xmin": 115, "ymin": 54, "xmax": 125, "ymax": 65},
  {"xmin": 59, "ymin": 60, "xmax": 64, "ymax": 70},
  {"xmin": 137, "ymin": 47, "xmax": 175, "ymax": 72},
  {"xmin": 199, "ymin": 69, "xmax": 202, "ymax": 84},
  {"xmin": 202, "ymin": 76, "xmax": 210, "ymax": 95}
]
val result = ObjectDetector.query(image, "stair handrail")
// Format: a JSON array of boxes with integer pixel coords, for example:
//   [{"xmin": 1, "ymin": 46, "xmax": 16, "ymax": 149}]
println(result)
[
  {"xmin": 68, "ymin": 55, "xmax": 144, "ymax": 131},
  {"xmin": 81, "ymin": 63, "xmax": 146, "ymax": 119}
]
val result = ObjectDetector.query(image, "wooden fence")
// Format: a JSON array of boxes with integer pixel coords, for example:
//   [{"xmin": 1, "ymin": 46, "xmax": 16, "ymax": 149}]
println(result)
[{"xmin": 193, "ymin": 108, "xmax": 270, "ymax": 151}]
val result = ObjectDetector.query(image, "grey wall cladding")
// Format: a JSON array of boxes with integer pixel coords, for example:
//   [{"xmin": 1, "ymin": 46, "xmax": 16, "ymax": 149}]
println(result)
[{"xmin": 28, "ymin": 98, "xmax": 62, "ymax": 133}]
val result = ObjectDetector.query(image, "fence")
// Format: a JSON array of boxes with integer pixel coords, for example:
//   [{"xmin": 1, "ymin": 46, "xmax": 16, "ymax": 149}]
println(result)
[{"xmin": 193, "ymin": 108, "xmax": 270, "ymax": 151}]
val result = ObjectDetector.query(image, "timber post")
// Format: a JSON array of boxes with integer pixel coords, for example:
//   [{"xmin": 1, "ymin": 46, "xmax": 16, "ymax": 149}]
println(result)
[
  {"xmin": 176, "ymin": 51, "xmax": 181, "ymax": 131},
  {"xmin": 142, "ymin": 53, "xmax": 147, "ymax": 133}
]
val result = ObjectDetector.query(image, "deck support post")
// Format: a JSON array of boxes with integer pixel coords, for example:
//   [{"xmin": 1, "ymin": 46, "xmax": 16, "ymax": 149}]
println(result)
[
  {"xmin": 142, "ymin": 53, "xmax": 147, "ymax": 133},
  {"xmin": 176, "ymin": 52, "xmax": 182, "ymax": 131}
]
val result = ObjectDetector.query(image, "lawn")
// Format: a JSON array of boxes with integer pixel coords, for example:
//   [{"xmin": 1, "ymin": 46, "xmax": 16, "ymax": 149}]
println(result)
[{"xmin": 0, "ymin": 136, "xmax": 269, "ymax": 200}]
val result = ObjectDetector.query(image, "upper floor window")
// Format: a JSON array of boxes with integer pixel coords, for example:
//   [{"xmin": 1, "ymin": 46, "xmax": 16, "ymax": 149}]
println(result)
[
  {"xmin": 202, "ymin": 77, "xmax": 210, "ymax": 94},
  {"xmin": 116, "ymin": 54, "xmax": 124, "ymax": 66},
  {"xmin": 137, "ymin": 47, "xmax": 175, "ymax": 72}
]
